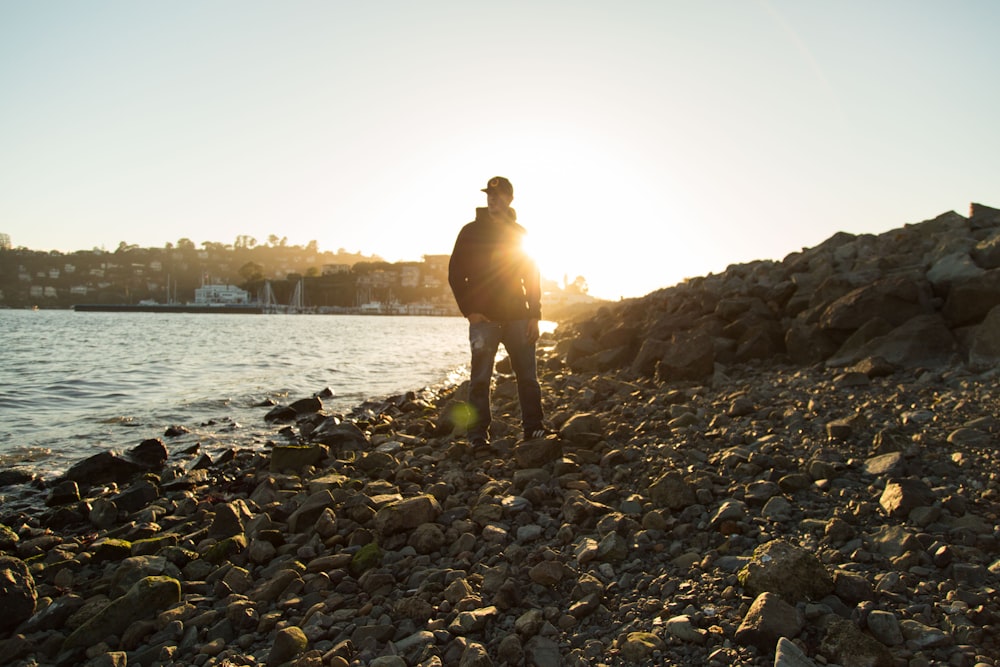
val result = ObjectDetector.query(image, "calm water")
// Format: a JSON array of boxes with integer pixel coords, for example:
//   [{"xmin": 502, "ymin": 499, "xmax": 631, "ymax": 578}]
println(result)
[{"xmin": 0, "ymin": 310, "xmax": 471, "ymax": 478}]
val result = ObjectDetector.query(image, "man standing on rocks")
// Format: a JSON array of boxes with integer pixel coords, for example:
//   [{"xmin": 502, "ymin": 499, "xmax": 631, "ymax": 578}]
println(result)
[{"xmin": 448, "ymin": 176, "xmax": 545, "ymax": 450}]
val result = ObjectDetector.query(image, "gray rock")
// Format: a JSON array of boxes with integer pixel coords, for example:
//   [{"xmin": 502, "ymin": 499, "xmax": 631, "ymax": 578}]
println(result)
[
  {"xmin": 866, "ymin": 610, "xmax": 903, "ymax": 646},
  {"xmin": 266, "ymin": 626, "xmax": 308, "ymax": 667},
  {"xmin": 735, "ymin": 592, "xmax": 805, "ymax": 651},
  {"xmin": 286, "ymin": 490, "xmax": 335, "ymax": 534},
  {"xmin": 374, "ymin": 494, "xmax": 441, "ymax": 538},
  {"xmin": 879, "ymin": 477, "xmax": 935, "ymax": 518},
  {"xmin": 63, "ymin": 576, "xmax": 181, "ymax": 651},
  {"xmin": 773, "ymin": 637, "xmax": 816, "ymax": 667}
]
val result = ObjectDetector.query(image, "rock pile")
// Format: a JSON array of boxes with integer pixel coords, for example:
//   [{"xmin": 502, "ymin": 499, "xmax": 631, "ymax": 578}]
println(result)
[{"xmin": 0, "ymin": 204, "xmax": 998, "ymax": 667}]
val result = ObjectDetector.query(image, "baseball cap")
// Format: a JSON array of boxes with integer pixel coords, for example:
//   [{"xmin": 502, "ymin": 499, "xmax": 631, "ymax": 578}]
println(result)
[{"xmin": 481, "ymin": 176, "xmax": 513, "ymax": 197}]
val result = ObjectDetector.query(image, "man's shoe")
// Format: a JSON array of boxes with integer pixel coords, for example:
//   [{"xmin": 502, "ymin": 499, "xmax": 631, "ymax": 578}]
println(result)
[
  {"xmin": 470, "ymin": 436, "xmax": 491, "ymax": 452},
  {"xmin": 523, "ymin": 427, "xmax": 551, "ymax": 441}
]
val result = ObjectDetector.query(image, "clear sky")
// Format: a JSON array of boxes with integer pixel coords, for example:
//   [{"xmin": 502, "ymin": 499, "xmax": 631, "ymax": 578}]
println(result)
[{"xmin": 2, "ymin": 1, "xmax": 998, "ymax": 300}]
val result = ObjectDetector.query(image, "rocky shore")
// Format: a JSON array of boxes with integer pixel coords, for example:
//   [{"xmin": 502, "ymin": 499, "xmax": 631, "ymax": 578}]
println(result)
[{"xmin": 2, "ymin": 204, "xmax": 999, "ymax": 667}]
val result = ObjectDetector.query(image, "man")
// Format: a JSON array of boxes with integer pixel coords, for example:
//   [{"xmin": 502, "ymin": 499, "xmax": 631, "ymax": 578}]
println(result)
[{"xmin": 448, "ymin": 176, "xmax": 545, "ymax": 449}]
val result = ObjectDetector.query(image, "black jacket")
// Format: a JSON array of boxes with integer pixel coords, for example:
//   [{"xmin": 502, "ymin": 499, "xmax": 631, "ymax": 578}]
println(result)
[{"xmin": 448, "ymin": 207, "xmax": 541, "ymax": 321}]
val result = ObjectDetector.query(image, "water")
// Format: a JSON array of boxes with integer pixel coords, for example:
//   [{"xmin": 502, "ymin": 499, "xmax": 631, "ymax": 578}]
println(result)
[{"xmin": 0, "ymin": 309, "xmax": 471, "ymax": 478}]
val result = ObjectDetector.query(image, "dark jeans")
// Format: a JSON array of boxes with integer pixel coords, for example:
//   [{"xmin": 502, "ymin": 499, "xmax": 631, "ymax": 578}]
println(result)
[{"xmin": 467, "ymin": 320, "xmax": 543, "ymax": 440}]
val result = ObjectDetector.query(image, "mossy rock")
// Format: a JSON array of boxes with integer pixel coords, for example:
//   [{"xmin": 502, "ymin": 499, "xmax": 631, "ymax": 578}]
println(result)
[
  {"xmin": 131, "ymin": 534, "xmax": 179, "ymax": 556},
  {"xmin": 737, "ymin": 539, "xmax": 834, "ymax": 603},
  {"xmin": 0, "ymin": 524, "xmax": 19, "ymax": 551},
  {"xmin": 349, "ymin": 542, "xmax": 382, "ymax": 577},
  {"xmin": 93, "ymin": 538, "xmax": 133, "ymax": 563},
  {"xmin": 202, "ymin": 535, "xmax": 248, "ymax": 564}
]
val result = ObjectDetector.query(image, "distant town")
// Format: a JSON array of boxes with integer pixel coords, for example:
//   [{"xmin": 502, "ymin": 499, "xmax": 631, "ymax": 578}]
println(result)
[{"xmin": 0, "ymin": 233, "xmax": 600, "ymax": 316}]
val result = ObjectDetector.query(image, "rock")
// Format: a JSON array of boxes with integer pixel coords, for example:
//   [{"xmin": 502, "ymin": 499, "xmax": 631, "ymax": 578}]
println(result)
[
  {"xmin": 819, "ymin": 276, "xmax": 933, "ymax": 330},
  {"xmin": 648, "ymin": 471, "xmax": 696, "ymax": 510},
  {"xmin": 374, "ymin": 494, "xmax": 441, "ymax": 539},
  {"xmin": 310, "ymin": 419, "xmax": 369, "ymax": 449},
  {"xmin": 63, "ymin": 451, "xmax": 149, "ymax": 485},
  {"xmin": 879, "ymin": 477, "xmax": 935, "ymax": 518},
  {"xmin": 0, "ymin": 556, "xmax": 37, "ymax": 633},
  {"xmin": 349, "ymin": 542, "xmax": 382, "ymax": 577},
  {"xmin": 773, "ymin": 637, "xmax": 816, "ymax": 667},
  {"xmin": 846, "ymin": 314, "xmax": 958, "ymax": 368},
  {"xmin": 969, "ymin": 305, "xmax": 1000, "ymax": 370},
  {"xmin": 899, "ymin": 619, "xmax": 952, "ymax": 649},
  {"xmin": 972, "ymin": 229, "xmax": 1000, "ymax": 268},
  {"xmin": 863, "ymin": 452, "xmax": 906, "ymax": 477},
  {"xmin": 559, "ymin": 413, "xmax": 604, "ymax": 446},
  {"xmin": 267, "ymin": 626, "xmax": 308, "ymax": 666},
  {"xmin": 513, "ymin": 436, "xmax": 562, "ymax": 468},
  {"xmin": 524, "ymin": 636, "xmax": 560, "ymax": 667},
  {"xmin": 927, "ymin": 251, "xmax": 984, "ymax": 290},
  {"xmin": 738, "ymin": 540, "xmax": 834, "ymax": 603},
  {"xmin": 943, "ymin": 269, "xmax": 1000, "ymax": 325},
  {"xmin": 286, "ymin": 490, "xmax": 335, "ymax": 534},
  {"xmin": 457, "ymin": 642, "xmax": 493, "ymax": 667},
  {"xmin": 270, "ymin": 445, "xmax": 327, "ymax": 473},
  {"xmin": 832, "ymin": 570, "xmax": 875, "ymax": 604},
  {"xmin": 865, "ymin": 610, "xmax": 903, "ymax": 646},
  {"xmin": 128, "ymin": 438, "xmax": 169, "ymax": 468},
  {"xmin": 819, "ymin": 616, "xmax": 893, "ymax": 667},
  {"xmin": 619, "ymin": 631, "xmax": 664, "ymax": 662},
  {"xmin": 63, "ymin": 576, "xmax": 181, "ymax": 651},
  {"xmin": 735, "ymin": 592, "xmax": 805, "ymax": 652},
  {"xmin": 46, "ymin": 479, "xmax": 80, "ymax": 506},
  {"xmin": 656, "ymin": 330, "xmax": 715, "ymax": 381},
  {"xmin": 662, "ymin": 615, "xmax": 706, "ymax": 644},
  {"xmin": 0, "ymin": 468, "xmax": 36, "ymax": 488}
]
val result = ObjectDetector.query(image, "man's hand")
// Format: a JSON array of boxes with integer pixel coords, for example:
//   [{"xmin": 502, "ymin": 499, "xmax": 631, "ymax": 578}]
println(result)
[
  {"xmin": 527, "ymin": 318, "xmax": 539, "ymax": 344},
  {"xmin": 468, "ymin": 313, "xmax": 489, "ymax": 324}
]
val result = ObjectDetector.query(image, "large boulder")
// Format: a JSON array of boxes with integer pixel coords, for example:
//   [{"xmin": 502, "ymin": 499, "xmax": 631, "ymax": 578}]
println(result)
[
  {"xmin": 833, "ymin": 315, "xmax": 957, "ymax": 368},
  {"xmin": 969, "ymin": 305, "xmax": 1000, "ymax": 370},
  {"xmin": 63, "ymin": 438, "xmax": 168, "ymax": 485},
  {"xmin": 942, "ymin": 269, "xmax": 1000, "ymax": 326},
  {"xmin": 819, "ymin": 275, "xmax": 933, "ymax": 331},
  {"xmin": 656, "ymin": 330, "xmax": 715, "ymax": 382},
  {"xmin": 926, "ymin": 251, "xmax": 985, "ymax": 291}
]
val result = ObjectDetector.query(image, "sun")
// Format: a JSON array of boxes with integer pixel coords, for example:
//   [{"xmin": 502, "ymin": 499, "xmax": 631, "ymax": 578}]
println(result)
[{"xmin": 520, "ymin": 228, "xmax": 561, "ymax": 288}]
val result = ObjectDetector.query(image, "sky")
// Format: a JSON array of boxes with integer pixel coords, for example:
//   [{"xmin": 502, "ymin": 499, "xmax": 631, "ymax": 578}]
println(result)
[{"xmin": 2, "ymin": 1, "xmax": 999, "ymax": 300}]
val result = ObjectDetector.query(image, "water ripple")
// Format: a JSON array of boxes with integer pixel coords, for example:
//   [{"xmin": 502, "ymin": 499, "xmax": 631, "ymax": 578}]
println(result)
[{"xmin": 1, "ymin": 310, "xmax": 470, "ymax": 478}]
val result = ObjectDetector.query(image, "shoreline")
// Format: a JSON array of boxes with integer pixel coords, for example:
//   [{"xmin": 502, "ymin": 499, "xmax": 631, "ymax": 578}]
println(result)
[{"xmin": 0, "ymin": 339, "xmax": 997, "ymax": 665}]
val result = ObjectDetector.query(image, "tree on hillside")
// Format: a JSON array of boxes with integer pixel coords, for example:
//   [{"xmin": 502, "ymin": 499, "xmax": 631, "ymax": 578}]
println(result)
[
  {"xmin": 238, "ymin": 262, "xmax": 264, "ymax": 282},
  {"xmin": 567, "ymin": 275, "xmax": 589, "ymax": 295}
]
